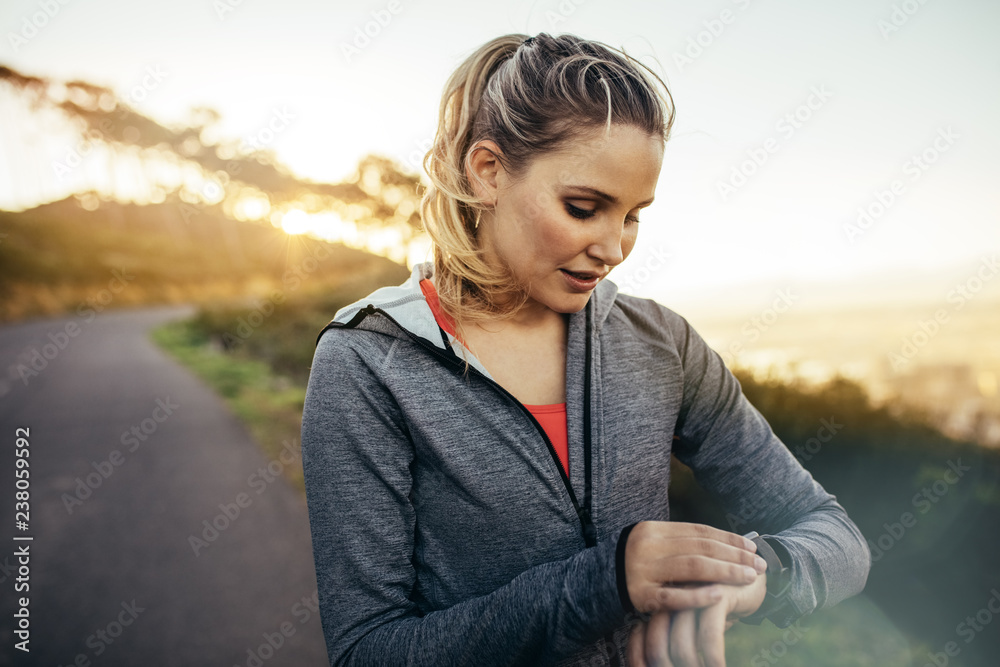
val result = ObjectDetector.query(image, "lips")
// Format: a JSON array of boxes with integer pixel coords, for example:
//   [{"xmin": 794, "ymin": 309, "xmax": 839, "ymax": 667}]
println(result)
[
  {"xmin": 559, "ymin": 268, "xmax": 606, "ymax": 293},
  {"xmin": 560, "ymin": 269, "xmax": 605, "ymax": 280}
]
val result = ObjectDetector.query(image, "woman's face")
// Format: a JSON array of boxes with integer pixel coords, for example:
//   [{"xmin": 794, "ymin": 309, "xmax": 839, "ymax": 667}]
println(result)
[{"xmin": 474, "ymin": 123, "xmax": 664, "ymax": 317}]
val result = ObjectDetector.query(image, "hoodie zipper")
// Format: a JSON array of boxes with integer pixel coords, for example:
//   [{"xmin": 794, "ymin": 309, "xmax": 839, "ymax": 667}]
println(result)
[{"xmin": 321, "ymin": 303, "xmax": 619, "ymax": 666}]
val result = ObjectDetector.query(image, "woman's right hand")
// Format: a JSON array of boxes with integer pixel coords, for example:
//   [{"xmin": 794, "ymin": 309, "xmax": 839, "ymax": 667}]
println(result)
[{"xmin": 624, "ymin": 521, "xmax": 767, "ymax": 614}]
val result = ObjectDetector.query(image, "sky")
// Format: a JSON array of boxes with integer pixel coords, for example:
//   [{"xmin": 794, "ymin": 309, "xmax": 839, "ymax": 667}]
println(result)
[{"xmin": 1, "ymin": 0, "xmax": 998, "ymax": 313}]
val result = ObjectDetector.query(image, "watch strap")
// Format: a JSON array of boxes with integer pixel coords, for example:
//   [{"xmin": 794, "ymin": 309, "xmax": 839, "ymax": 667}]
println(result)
[{"xmin": 741, "ymin": 532, "xmax": 797, "ymax": 627}]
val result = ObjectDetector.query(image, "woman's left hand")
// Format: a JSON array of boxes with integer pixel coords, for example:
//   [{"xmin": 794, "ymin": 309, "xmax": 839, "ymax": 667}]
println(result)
[{"xmin": 626, "ymin": 572, "xmax": 767, "ymax": 667}]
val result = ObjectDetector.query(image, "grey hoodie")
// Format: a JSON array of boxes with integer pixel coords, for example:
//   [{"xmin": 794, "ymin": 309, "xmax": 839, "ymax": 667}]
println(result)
[{"xmin": 300, "ymin": 261, "xmax": 870, "ymax": 666}]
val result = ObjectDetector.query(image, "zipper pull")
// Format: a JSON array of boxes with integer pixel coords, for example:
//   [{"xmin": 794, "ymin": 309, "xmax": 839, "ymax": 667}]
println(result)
[{"xmin": 328, "ymin": 303, "xmax": 379, "ymax": 335}]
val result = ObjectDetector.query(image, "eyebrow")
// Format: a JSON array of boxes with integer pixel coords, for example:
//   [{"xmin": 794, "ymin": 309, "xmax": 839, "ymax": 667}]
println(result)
[{"xmin": 563, "ymin": 185, "xmax": 655, "ymax": 207}]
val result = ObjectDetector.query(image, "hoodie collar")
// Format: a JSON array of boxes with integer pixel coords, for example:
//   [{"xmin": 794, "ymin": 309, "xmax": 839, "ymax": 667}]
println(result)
[
  {"xmin": 329, "ymin": 261, "xmax": 620, "ymax": 377},
  {"xmin": 332, "ymin": 261, "xmax": 442, "ymax": 348}
]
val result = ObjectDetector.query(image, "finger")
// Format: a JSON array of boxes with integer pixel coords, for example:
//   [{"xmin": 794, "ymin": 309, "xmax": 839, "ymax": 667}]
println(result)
[
  {"xmin": 668, "ymin": 609, "xmax": 702, "ymax": 667},
  {"xmin": 645, "ymin": 611, "xmax": 673, "ymax": 667},
  {"xmin": 637, "ymin": 555, "xmax": 760, "ymax": 600},
  {"xmin": 658, "ymin": 554, "xmax": 764, "ymax": 586},
  {"xmin": 643, "ymin": 521, "xmax": 758, "ymax": 552},
  {"xmin": 628, "ymin": 620, "xmax": 649, "ymax": 667},
  {"xmin": 631, "ymin": 541, "xmax": 760, "ymax": 579},
  {"xmin": 633, "ymin": 540, "xmax": 767, "ymax": 588},
  {"xmin": 648, "ymin": 537, "xmax": 763, "ymax": 566},
  {"xmin": 637, "ymin": 584, "xmax": 723, "ymax": 614},
  {"xmin": 626, "ymin": 529, "xmax": 767, "ymax": 608},
  {"xmin": 697, "ymin": 602, "xmax": 728, "ymax": 667}
]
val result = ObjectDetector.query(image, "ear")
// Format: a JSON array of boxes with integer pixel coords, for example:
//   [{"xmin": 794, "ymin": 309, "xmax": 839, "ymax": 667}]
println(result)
[{"xmin": 465, "ymin": 139, "xmax": 504, "ymax": 206}]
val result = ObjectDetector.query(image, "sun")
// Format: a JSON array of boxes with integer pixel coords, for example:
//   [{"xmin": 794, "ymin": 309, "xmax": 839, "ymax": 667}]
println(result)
[{"xmin": 279, "ymin": 209, "xmax": 311, "ymax": 235}]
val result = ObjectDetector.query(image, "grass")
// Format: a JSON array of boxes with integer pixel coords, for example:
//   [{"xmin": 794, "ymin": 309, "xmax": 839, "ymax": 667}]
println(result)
[
  {"xmin": 150, "ymin": 316, "xmax": 308, "ymax": 492},
  {"xmin": 723, "ymin": 594, "xmax": 931, "ymax": 666},
  {"xmin": 146, "ymin": 262, "xmax": 410, "ymax": 495}
]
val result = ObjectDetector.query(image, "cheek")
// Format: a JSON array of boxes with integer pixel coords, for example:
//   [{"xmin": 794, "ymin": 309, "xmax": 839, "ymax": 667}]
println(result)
[
  {"xmin": 537, "ymin": 212, "xmax": 575, "ymax": 249},
  {"xmin": 535, "ymin": 215, "xmax": 592, "ymax": 270},
  {"xmin": 510, "ymin": 191, "xmax": 575, "ymax": 259}
]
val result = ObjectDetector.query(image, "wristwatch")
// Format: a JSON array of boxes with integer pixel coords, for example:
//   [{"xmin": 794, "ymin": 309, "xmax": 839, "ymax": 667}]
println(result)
[{"xmin": 740, "ymin": 531, "xmax": 797, "ymax": 627}]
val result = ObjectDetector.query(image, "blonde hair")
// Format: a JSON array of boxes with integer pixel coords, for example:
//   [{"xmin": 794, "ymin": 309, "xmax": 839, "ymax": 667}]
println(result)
[{"xmin": 420, "ymin": 32, "xmax": 675, "ymax": 359}]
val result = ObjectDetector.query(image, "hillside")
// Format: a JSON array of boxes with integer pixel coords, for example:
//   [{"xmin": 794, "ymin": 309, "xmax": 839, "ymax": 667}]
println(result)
[{"xmin": 0, "ymin": 195, "xmax": 409, "ymax": 323}]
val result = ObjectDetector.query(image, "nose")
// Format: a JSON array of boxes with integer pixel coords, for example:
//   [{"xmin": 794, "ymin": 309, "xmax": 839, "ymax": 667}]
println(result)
[{"xmin": 586, "ymin": 218, "xmax": 627, "ymax": 267}]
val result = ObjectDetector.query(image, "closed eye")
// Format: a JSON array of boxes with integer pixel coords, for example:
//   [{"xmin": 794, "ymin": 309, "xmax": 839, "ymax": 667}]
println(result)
[
  {"xmin": 565, "ymin": 202, "xmax": 595, "ymax": 220},
  {"xmin": 566, "ymin": 201, "xmax": 642, "ymax": 225}
]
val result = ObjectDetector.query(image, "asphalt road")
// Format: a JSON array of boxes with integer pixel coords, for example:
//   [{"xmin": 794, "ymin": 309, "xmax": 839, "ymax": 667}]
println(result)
[{"xmin": 0, "ymin": 304, "xmax": 329, "ymax": 666}]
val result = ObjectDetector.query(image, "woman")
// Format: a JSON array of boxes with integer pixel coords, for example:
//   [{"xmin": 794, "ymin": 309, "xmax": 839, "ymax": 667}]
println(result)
[{"xmin": 300, "ymin": 32, "xmax": 870, "ymax": 666}]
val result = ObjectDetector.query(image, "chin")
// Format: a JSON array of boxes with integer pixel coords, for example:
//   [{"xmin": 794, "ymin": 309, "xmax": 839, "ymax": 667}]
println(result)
[
  {"xmin": 533, "ymin": 276, "xmax": 597, "ymax": 314},
  {"xmin": 547, "ymin": 294, "xmax": 592, "ymax": 314}
]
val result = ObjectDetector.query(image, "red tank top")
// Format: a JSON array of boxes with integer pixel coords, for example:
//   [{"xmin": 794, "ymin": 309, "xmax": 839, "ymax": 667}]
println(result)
[{"xmin": 419, "ymin": 279, "xmax": 570, "ymax": 477}]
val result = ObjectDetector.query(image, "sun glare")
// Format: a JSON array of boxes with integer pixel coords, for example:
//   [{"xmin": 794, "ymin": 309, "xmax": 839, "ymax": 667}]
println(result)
[
  {"xmin": 280, "ymin": 209, "xmax": 312, "ymax": 235},
  {"xmin": 277, "ymin": 208, "xmax": 359, "ymax": 242}
]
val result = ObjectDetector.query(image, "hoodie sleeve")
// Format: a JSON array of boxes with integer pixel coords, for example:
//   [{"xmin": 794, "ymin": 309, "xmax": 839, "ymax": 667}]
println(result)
[
  {"xmin": 670, "ymin": 313, "xmax": 871, "ymax": 627},
  {"xmin": 301, "ymin": 329, "xmax": 630, "ymax": 666}
]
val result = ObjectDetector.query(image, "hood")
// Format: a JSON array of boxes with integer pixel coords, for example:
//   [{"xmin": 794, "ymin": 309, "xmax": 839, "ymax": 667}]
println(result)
[{"xmin": 323, "ymin": 261, "xmax": 621, "ymax": 377}]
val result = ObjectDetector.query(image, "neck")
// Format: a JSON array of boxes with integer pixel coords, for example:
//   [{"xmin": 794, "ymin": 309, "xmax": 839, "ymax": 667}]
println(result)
[
  {"xmin": 503, "ymin": 297, "xmax": 562, "ymax": 328},
  {"xmin": 428, "ymin": 273, "xmax": 566, "ymax": 333}
]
